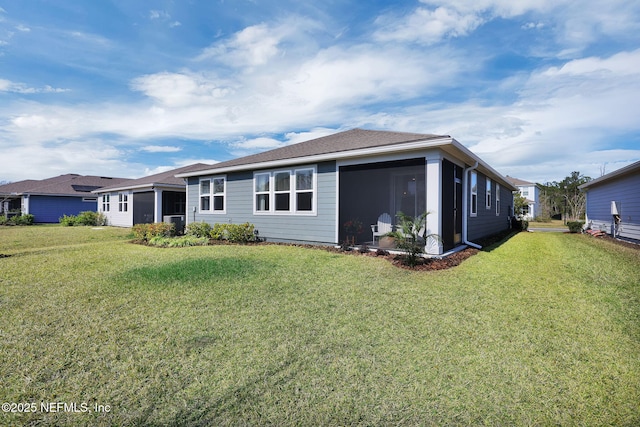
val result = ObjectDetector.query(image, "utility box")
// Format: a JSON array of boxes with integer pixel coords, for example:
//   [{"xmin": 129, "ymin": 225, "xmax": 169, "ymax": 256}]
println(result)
[{"xmin": 163, "ymin": 215, "xmax": 185, "ymax": 234}]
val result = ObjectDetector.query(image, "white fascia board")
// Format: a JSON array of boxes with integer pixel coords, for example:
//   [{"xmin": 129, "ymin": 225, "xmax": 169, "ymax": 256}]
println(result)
[
  {"xmin": 176, "ymin": 137, "xmax": 454, "ymax": 178},
  {"xmin": 91, "ymin": 183, "xmax": 185, "ymax": 194}
]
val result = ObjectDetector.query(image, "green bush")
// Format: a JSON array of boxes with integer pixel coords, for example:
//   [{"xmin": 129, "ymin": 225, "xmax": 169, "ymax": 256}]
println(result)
[
  {"xmin": 511, "ymin": 217, "xmax": 529, "ymax": 231},
  {"xmin": 1, "ymin": 214, "xmax": 34, "ymax": 226},
  {"xmin": 567, "ymin": 221, "xmax": 584, "ymax": 233},
  {"xmin": 132, "ymin": 223, "xmax": 176, "ymax": 242},
  {"xmin": 59, "ymin": 211, "xmax": 107, "ymax": 226},
  {"xmin": 148, "ymin": 235, "xmax": 210, "ymax": 248},
  {"xmin": 185, "ymin": 222, "xmax": 212, "ymax": 238},
  {"xmin": 210, "ymin": 222, "xmax": 257, "ymax": 243}
]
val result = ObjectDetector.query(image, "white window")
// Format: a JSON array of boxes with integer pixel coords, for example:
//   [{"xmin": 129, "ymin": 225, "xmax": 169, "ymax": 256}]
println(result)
[
  {"xmin": 486, "ymin": 178, "xmax": 492, "ymax": 209},
  {"xmin": 200, "ymin": 179, "xmax": 211, "ymax": 211},
  {"xmin": 470, "ymin": 171, "xmax": 477, "ymax": 217},
  {"xmin": 254, "ymin": 167, "xmax": 316, "ymax": 214},
  {"xmin": 212, "ymin": 177, "xmax": 225, "ymax": 211},
  {"xmin": 255, "ymin": 173, "xmax": 270, "ymax": 212},
  {"xmin": 274, "ymin": 171, "xmax": 291, "ymax": 211},
  {"xmin": 200, "ymin": 177, "xmax": 226, "ymax": 213},
  {"xmin": 496, "ymin": 184, "xmax": 500, "ymax": 216},
  {"xmin": 102, "ymin": 194, "xmax": 110, "ymax": 212},
  {"xmin": 118, "ymin": 193, "xmax": 128, "ymax": 212}
]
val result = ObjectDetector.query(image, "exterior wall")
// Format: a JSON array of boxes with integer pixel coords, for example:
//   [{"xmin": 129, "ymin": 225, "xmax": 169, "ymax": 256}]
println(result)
[
  {"xmin": 187, "ymin": 161, "xmax": 337, "ymax": 245},
  {"xmin": 27, "ymin": 195, "xmax": 97, "ymax": 223},
  {"xmin": 517, "ymin": 184, "xmax": 539, "ymax": 219},
  {"xmin": 98, "ymin": 191, "xmax": 134, "ymax": 227},
  {"xmin": 585, "ymin": 172, "xmax": 640, "ymax": 241},
  {"xmin": 468, "ymin": 173, "xmax": 513, "ymax": 242}
]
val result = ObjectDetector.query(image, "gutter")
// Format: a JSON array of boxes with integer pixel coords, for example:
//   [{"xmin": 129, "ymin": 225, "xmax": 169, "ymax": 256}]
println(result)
[{"xmin": 462, "ymin": 162, "xmax": 483, "ymax": 250}]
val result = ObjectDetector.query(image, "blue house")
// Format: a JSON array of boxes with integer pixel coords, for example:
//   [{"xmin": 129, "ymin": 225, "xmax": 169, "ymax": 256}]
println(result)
[
  {"xmin": 176, "ymin": 129, "xmax": 516, "ymax": 255},
  {"xmin": 580, "ymin": 160, "xmax": 640, "ymax": 242},
  {"xmin": 0, "ymin": 174, "xmax": 128, "ymax": 223}
]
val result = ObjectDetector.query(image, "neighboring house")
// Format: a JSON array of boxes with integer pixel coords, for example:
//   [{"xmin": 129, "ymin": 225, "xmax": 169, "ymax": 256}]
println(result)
[
  {"xmin": 176, "ymin": 129, "xmax": 516, "ymax": 255},
  {"xmin": 0, "ymin": 174, "xmax": 128, "ymax": 223},
  {"xmin": 579, "ymin": 160, "xmax": 640, "ymax": 242},
  {"xmin": 93, "ymin": 163, "xmax": 207, "ymax": 228},
  {"xmin": 506, "ymin": 176, "xmax": 540, "ymax": 219}
]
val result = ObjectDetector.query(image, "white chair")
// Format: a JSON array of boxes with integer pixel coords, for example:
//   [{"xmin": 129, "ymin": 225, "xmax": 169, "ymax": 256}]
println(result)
[{"xmin": 371, "ymin": 213, "xmax": 393, "ymax": 245}]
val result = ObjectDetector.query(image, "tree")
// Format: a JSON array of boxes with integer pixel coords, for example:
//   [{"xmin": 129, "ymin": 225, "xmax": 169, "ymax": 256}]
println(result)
[
  {"xmin": 558, "ymin": 171, "xmax": 591, "ymax": 221},
  {"xmin": 513, "ymin": 192, "xmax": 528, "ymax": 218},
  {"xmin": 531, "ymin": 172, "xmax": 591, "ymax": 222}
]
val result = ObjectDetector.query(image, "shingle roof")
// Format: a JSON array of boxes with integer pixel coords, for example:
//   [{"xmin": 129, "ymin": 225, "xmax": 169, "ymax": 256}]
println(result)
[
  {"xmin": 94, "ymin": 163, "xmax": 209, "ymax": 192},
  {"xmin": 579, "ymin": 159, "xmax": 640, "ymax": 190},
  {"xmin": 506, "ymin": 176, "xmax": 536, "ymax": 187},
  {"xmin": 181, "ymin": 129, "xmax": 447, "ymax": 175},
  {"xmin": 0, "ymin": 174, "xmax": 128, "ymax": 196},
  {"xmin": 176, "ymin": 128, "xmax": 518, "ymax": 192}
]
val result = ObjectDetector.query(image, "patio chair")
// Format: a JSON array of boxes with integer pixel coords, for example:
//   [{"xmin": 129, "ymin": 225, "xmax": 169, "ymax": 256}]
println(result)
[{"xmin": 371, "ymin": 213, "xmax": 393, "ymax": 245}]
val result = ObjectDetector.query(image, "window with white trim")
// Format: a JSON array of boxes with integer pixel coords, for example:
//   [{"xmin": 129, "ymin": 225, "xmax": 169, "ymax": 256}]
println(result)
[
  {"xmin": 254, "ymin": 167, "xmax": 316, "ymax": 214},
  {"xmin": 274, "ymin": 171, "xmax": 290, "ymax": 211},
  {"xmin": 496, "ymin": 184, "xmax": 501, "ymax": 216},
  {"xmin": 212, "ymin": 177, "xmax": 225, "ymax": 211},
  {"xmin": 470, "ymin": 171, "xmax": 477, "ymax": 216},
  {"xmin": 118, "ymin": 193, "xmax": 128, "ymax": 212},
  {"xmin": 102, "ymin": 194, "xmax": 110, "ymax": 212},
  {"xmin": 486, "ymin": 178, "xmax": 492, "ymax": 209},
  {"xmin": 255, "ymin": 173, "xmax": 270, "ymax": 212},
  {"xmin": 200, "ymin": 176, "xmax": 226, "ymax": 213}
]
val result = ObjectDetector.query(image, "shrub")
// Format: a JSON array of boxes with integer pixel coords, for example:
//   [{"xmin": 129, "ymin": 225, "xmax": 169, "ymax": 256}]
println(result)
[
  {"xmin": 511, "ymin": 217, "xmax": 529, "ymax": 231},
  {"xmin": 148, "ymin": 235, "xmax": 209, "ymax": 248},
  {"xmin": 210, "ymin": 222, "xmax": 257, "ymax": 243},
  {"xmin": 394, "ymin": 211, "xmax": 440, "ymax": 267},
  {"xmin": 1, "ymin": 214, "xmax": 35, "ymax": 226},
  {"xmin": 185, "ymin": 222, "xmax": 212, "ymax": 238},
  {"xmin": 59, "ymin": 211, "xmax": 108, "ymax": 226},
  {"xmin": 132, "ymin": 222, "xmax": 176, "ymax": 242},
  {"xmin": 567, "ymin": 221, "xmax": 584, "ymax": 233}
]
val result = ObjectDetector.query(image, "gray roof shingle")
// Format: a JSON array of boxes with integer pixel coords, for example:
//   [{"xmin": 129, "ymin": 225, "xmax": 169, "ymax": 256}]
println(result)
[{"xmin": 0, "ymin": 174, "xmax": 128, "ymax": 196}]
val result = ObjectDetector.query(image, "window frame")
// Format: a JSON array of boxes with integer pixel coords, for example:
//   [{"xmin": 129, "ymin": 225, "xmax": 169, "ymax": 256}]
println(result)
[
  {"xmin": 253, "ymin": 166, "xmax": 317, "ymax": 215},
  {"xmin": 199, "ymin": 176, "xmax": 226, "ymax": 214},
  {"xmin": 486, "ymin": 178, "xmax": 492, "ymax": 209},
  {"xmin": 496, "ymin": 184, "xmax": 500, "ymax": 216},
  {"xmin": 470, "ymin": 171, "xmax": 477, "ymax": 217},
  {"xmin": 118, "ymin": 192, "xmax": 128, "ymax": 212},
  {"xmin": 102, "ymin": 194, "xmax": 110, "ymax": 212}
]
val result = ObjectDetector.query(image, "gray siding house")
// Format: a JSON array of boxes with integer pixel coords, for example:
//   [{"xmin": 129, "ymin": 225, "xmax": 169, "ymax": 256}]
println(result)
[
  {"xmin": 177, "ymin": 129, "xmax": 516, "ymax": 255},
  {"xmin": 579, "ymin": 160, "xmax": 640, "ymax": 242}
]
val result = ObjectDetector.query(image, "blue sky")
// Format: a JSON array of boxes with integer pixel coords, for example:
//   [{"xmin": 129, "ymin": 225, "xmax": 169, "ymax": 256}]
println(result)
[{"xmin": 1, "ymin": 0, "xmax": 639, "ymax": 184}]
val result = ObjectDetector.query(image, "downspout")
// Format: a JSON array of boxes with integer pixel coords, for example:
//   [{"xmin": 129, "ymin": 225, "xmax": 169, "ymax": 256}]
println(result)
[{"xmin": 462, "ymin": 162, "xmax": 483, "ymax": 249}]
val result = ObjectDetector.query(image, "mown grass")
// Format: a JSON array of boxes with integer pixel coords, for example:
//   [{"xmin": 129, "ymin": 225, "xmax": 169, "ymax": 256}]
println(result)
[{"xmin": 1, "ymin": 226, "xmax": 639, "ymax": 426}]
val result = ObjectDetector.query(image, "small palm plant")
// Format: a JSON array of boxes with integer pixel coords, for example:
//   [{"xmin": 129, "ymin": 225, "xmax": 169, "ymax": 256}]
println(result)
[{"xmin": 394, "ymin": 211, "xmax": 441, "ymax": 267}]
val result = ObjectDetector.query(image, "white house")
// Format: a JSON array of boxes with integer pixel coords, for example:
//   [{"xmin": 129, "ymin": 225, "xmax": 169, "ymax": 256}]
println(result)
[
  {"xmin": 506, "ymin": 176, "xmax": 539, "ymax": 220},
  {"xmin": 93, "ymin": 164, "xmax": 206, "ymax": 229}
]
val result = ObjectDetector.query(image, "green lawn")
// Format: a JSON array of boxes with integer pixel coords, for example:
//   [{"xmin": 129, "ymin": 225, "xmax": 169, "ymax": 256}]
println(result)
[{"xmin": 1, "ymin": 226, "xmax": 639, "ymax": 426}]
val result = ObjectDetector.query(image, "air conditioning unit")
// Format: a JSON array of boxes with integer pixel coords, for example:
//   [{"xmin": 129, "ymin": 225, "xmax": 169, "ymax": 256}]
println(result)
[{"xmin": 163, "ymin": 215, "xmax": 185, "ymax": 233}]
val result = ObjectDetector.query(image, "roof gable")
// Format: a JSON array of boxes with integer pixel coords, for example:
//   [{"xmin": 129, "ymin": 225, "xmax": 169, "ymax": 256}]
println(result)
[{"xmin": 94, "ymin": 163, "xmax": 209, "ymax": 192}]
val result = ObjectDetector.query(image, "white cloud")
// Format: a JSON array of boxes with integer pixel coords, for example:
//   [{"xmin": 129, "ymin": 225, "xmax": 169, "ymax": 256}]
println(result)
[
  {"xmin": 140, "ymin": 145, "xmax": 182, "ymax": 153},
  {"xmin": 0, "ymin": 79, "xmax": 69, "ymax": 94},
  {"xmin": 374, "ymin": 6, "xmax": 483, "ymax": 44},
  {"xmin": 149, "ymin": 10, "xmax": 170, "ymax": 20}
]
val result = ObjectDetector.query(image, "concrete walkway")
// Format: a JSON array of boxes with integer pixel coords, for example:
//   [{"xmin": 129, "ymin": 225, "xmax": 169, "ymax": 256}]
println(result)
[{"xmin": 528, "ymin": 227, "xmax": 568, "ymax": 233}]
